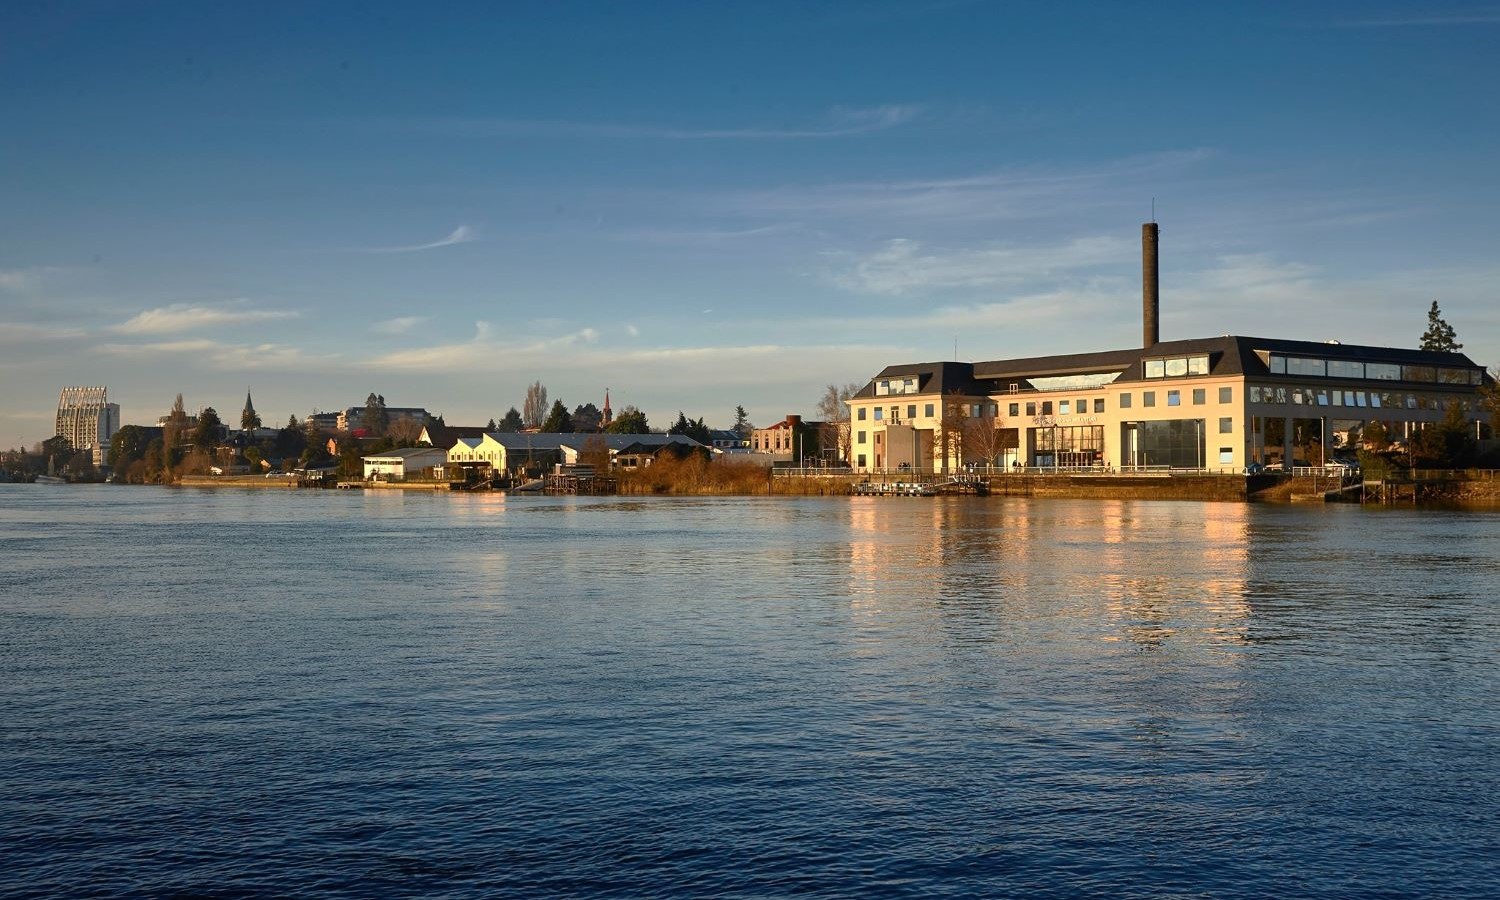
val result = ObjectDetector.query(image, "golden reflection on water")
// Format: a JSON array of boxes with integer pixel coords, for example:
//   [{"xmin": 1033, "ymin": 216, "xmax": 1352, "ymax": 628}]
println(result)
[{"xmin": 844, "ymin": 497, "xmax": 1253, "ymax": 654}]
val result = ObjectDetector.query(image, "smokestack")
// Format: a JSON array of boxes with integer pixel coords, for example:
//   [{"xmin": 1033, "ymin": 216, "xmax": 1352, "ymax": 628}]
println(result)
[{"xmin": 1142, "ymin": 222, "xmax": 1159, "ymax": 348}]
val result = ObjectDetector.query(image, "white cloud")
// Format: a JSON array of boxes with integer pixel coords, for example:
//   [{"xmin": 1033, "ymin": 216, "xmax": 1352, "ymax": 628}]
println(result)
[
  {"xmin": 371, "ymin": 316, "xmax": 426, "ymax": 335},
  {"xmin": 712, "ymin": 148, "xmax": 1213, "ymax": 223},
  {"xmin": 625, "ymin": 324, "xmax": 640, "ymax": 337},
  {"xmin": 0, "ymin": 321, "xmax": 88, "ymax": 344},
  {"xmin": 393, "ymin": 105, "xmax": 922, "ymax": 141},
  {"xmin": 113, "ymin": 301, "xmax": 300, "ymax": 335},
  {"xmin": 826, "ymin": 235, "xmax": 1132, "ymax": 295},
  {"xmin": 354, "ymin": 225, "xmax": 477, "ymax": 254},
  {"xmin": 93, "ymin": 338, "xmax": 329, "ymax": 370}
]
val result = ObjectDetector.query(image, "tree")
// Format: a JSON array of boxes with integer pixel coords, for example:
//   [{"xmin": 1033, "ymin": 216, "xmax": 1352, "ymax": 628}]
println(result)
[
  {"xmin": 1410, "ymin": 401, "xmax": 1477, "ymax": 467},
  {"xmin": 1479, "ymin": 366, "xmax": 1500, "ymax": 436},
  {"xmin": 497, "ymin": 408, "xmax": 525, "ymax": 432},
  {"xmin": 939, "ymin": 392, "xmax": 973, "ymax": 474},
  {"xmin": 964, "ymin": 412, "xmax": 1012, "ymax": 467},
  {"xmin": 668, "ymin": 412, "xmax": 711, "ymax": 445},
  {"xmin": 605, "ymin": 405, "xmax": 650, "ymax": 434},
  {"xmin": 41, "ymin": 435, "xmax": 73, "ymax": 465},
  {"xmin": 815, "ymin": 383, "xmax": 861, "ymax": 466},
  {"xmin": 109, "ymin": 426, "xmax": 148, "ymax": 474},
  {"xmin": 244, "ymin": 446, "xmax": 264, "ymax": 470},
  {"xmin": 572, "ymin": 402, "xmax": 603, "ymax": 433},
  {"xmin": 388, "ymin": 418, "xmax": 424, "ymax": 447},
  {"xmin": 364, "ymin": 393, "xmax": 389, "ymax": 437},
  {"xmin": 287, "ymin": 414, "xmax": 299, "ymax": 429},
  {"xmin": 1360, "ymin": 420, "xmax": 1391, "ymax": 453},
  {"xmin": 1420, "ymin": 301, "xmax": 1463, "ymax": 352},
  {"xmin": 733, "ymin": 405, "xmax": 752, "ymax": 438},
  {"xmin": 195, "ymin": 407, "xmax": 223, "ymax": 450},
  {"xmin": 541, "ymin": 399, "xmax": 573, "ymax": 433},
  {"xmin": 523, "ymin": 381, "xmax": 548, "ymax": 429},
  {"xmin": 241, "ymin": 402, "xmax": 261, "ymax": 432},
  {"xmin": 487, "ymin": 417, "xmax": 497, "ymax": 431}
]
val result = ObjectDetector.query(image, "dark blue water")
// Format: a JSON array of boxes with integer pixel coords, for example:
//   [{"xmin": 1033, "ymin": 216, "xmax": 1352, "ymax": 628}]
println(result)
[{"xmin": 2, "ymin": 486, "xmax": 1496, "ymax": 898}]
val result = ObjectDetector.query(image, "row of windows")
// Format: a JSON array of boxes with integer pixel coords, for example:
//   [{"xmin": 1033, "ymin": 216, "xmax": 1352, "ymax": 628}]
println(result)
[
  {"xmin": 857, "ymin": 386, "xmax": 1239, "ymax": 422},
  {"xmin": 1266, "ymin": 354, "xmax": 1481, "ymax": 385},
  {"xmin": 874, "ymin": 377, "xmax": 920, "ymax": 396},
  {"xmin": 1119, "ymin": 387, "xmax": 1234, "ymax": 410},
  {"xmin": 1143, "ymin": 355, "xmax": 1211, "ymax": 378},
  {"xmin": 1250, "ymin": 385, "xmax": 1464, "ymax": 411}
]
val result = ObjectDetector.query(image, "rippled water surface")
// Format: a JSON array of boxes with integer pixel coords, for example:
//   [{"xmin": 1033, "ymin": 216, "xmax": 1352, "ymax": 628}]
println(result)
[{"xmin": 2, "ymin": 486, "xmax": 1497, "ymax": 897}]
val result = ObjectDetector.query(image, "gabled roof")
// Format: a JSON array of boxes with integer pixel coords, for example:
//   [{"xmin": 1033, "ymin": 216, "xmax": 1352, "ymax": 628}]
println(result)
[
  {"xmin": 855, "ymin": 361, "xmax": 989, "ymax": 399},
  {"xmin": 859, "ymin": 335, "xmax": 1485, "ymax": 396},
  {"xmin": 480, "ymin": 432, "xmax": 705, "ymax": 451},
  {"xmin": 421, "ymin": 424, "xmax": 489, "ymax": 448},
  {"xmin": 362, "ymin": 446, "xmax": 447, "ymax": 461}
]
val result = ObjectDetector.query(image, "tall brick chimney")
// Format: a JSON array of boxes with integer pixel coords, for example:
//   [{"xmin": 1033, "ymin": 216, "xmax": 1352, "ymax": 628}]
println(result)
[{"xmin": 1142, "ymin": 222, "xmax": 1159, "ymax": 348}]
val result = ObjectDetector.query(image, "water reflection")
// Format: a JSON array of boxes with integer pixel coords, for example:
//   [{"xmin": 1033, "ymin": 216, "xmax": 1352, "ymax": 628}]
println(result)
[{"xmin": 844, "ymin": 497, "xmax": 1253, "ymax": 655}]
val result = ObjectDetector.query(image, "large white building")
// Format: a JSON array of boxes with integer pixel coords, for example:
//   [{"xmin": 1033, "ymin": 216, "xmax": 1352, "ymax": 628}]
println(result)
[
  {"xmin": 55, "ymin": 386, "xmax": 120, "ymax": 467},
  {"xmin": 847, "ymin": 225, "xmax": 1492, "ymax": 474}
]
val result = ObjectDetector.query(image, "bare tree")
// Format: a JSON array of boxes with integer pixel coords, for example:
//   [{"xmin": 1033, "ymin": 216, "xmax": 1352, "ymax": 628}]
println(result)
[
  {"xmin": 939, "ymin": 390, "xmax": 970, "ymax": 474},
  {"xmin": 523, "ymin": 381, "xmax": 548, "ymax": 430},
  {"xmin": 387, "ymin": 417, "xmax": 425, "ymax": 447},
  {"xmin": 815, "ymin": 382, "xmax": 861, "ymax": 466},
  {"xmin": 964, "ymin": 412, "xmax": 1011, "ymax": 467}
]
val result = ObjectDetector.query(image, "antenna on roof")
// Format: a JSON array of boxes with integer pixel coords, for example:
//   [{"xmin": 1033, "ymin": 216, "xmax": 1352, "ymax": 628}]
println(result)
[{"xmin": 1151, "ymin": 197, "xmax": 1156, "ymax": 223}]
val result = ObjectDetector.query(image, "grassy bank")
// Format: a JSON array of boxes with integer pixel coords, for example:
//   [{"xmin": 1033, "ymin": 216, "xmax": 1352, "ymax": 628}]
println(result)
[{"xmin": 616, "ymin": 457, "xmax": 849, "ymax": 496}]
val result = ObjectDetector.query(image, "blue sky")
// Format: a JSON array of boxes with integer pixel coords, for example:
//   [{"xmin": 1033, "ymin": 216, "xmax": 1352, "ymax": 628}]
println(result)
[{"xmin": 3, "ymin": 1, "xmax": 1497, "ymax": 446}]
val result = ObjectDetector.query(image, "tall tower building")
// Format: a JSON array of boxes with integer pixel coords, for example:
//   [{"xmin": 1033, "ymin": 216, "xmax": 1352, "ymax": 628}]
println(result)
[
  {"xmin": 55, "ymin": 386, "xmax": 121, "ymax": 466},
  {"xmin": 241, "ymin": 389, "xmax": 260, "ymax": 431},
  {"xmin": 602, "ymin": 388, "xmax": 613, "ymax": 427}
]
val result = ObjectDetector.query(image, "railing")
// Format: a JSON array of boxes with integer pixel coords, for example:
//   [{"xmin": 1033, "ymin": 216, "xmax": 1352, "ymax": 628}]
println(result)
[{"xmin": 774, "ymin": 465, "xmax": 1255, "ymax": 478}]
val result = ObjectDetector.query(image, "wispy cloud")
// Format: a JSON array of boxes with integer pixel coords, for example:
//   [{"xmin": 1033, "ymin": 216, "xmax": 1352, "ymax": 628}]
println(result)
[
  {"xmin": 372, "ymin": 321, "xmax": 600, "ymax": 372},
  {"xmin": 93, "ymin": 338, "xmax": 328, "ymax": 369},
  {"xmin": 826, "ymin": 235, "xmax": 1132, "ymax": 295},
  {"xmin": 113, "ymin": 301, "xmax": 300, "ymax": 335},
  {"xmin": 1333, "ymin": 11, "xmax": 1500, "ymax": 27},
  {"xmin": 711, "ymin": 148, "xmax": 1212, "ymax": 223},
  {"xmin": 0, "ymin": 321, "xmax": 88, "ymax": 344},
  {"xmin": 371, "ymin": 316, "xmax": 426, "ymax": 335},
  {"xmin": 0, "ymin": 267, "xmax": 67, "ymax": 292},
  {"xmin": 354, "ymin": 225, "xmax": 477, "ymax": 254},
  {"xmin": 393, "ymin": 105, "xmax": 921, "ymax": 141}
]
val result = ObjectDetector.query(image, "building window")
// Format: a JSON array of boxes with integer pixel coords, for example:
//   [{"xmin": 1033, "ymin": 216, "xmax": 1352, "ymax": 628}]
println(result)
[
  {"xmin": 1192, "ymin": 388, "xmax": 1205, "ymax": 404},
  {"xmin": 906, "ymin": 404, "xmax": 916, "ymax": 419},
  {"xmin": 924, "ymin": 403, "xmax": 934, "ymax": 417},
  {"xmin": 1119, "ymin": 393, "xmax": 1132, "ymax": 409},
  {"xmin": 1041, "ymin": 401, "xmax": 1053, "ymax": 415},
  {"xmin": 1167, "ymin": 390, "xmax": 1180, "ymax": 407},
  {"xmin": 873, "ymin": 408, "xmax": 883, "ymax": 420},
  {"xmin": 857, "ymin": 454, "xmax": 866, "ymax": 468},
  {"xmin": 857, "ymin": 408, "xmax": 866, "ymax": 421},
  {"xmin": 1059, "ymin": 400, "xmax": 1071, "ymax": 415},
  {"xmin": 857, "ymin": 431, "xmax": 866, "ymax": 444},
  {"xmin": 1219, "ymin": 387, "xmax": 1232, "ymax": 403},
  {"xmin": 1026, "ymin": 402, "xmax": 1037, "ymax": 416},
  {"xmin": 1219, "ymin": 417, "xmax": 1233, "ymax": 434},
  {"xmin": 1143, "ymin": 392, "xmax": 1155, "ymax": 408},
  {"xmin": 1009, "ymin": 403, "xmax": 1019, "ymax": 417},
  {"xmin": 1219, "ymin": 448, "xmax": 1233, "ymax": 465},
  {"xmin": 1093, "ymin": 398, "xmax": 1105, "ymax": 413}
]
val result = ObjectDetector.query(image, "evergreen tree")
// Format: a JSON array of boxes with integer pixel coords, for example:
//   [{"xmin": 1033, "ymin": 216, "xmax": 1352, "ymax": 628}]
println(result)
[
  {"xmin": 605, "ymin": 406, "xmax": 650, "ymax": 434},
  {"xmin": 541, "ymin": 399, "xmax": 573, "ymax": 433},
  {"xmin": 195, "ymin": 407, "xmax": 223, "ymax": 450},
  {"xmin": 364, "ymin": 393, "xmax": 389, "ymax": 436},
  {"xmin": 1420, "ymin": 301, "xmax": 1463, "ymax": 352},
  {"xmin": 733, "ymin": 405, "xmax": 751, "ymax": 438},
  {"xmin": 497, "ymin": 408, "xmax": 525, "ymax": 432},
  {"xmin": 572, "ymin": 402, "xmax": 603, "ymax": 432},
  {"xmin": 487, "ymin": 417, "xmax": 497, "ymax": 431}
]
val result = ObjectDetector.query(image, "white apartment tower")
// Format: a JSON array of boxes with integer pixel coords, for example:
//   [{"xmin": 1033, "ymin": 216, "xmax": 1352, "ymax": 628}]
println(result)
[{"xmin": 55, "ymin": 386, "xmax": 121, "ymax": 466}]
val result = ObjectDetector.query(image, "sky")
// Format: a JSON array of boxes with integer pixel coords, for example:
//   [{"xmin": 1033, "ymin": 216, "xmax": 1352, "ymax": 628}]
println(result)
[{"xmin": 3, "ymin": 1, "xmax": 1498, "ymax": 447}]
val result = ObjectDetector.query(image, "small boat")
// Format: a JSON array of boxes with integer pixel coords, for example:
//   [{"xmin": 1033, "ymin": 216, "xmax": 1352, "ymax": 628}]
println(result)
[{"xmin": 34, "ymin": 475, "xmax": 67, "ymax": 484}]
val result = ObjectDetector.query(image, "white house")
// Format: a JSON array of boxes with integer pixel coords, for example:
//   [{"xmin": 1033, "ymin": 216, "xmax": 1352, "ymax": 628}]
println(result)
[{"xmin": 362, "ymin": 446, "xmax": 448, "ymax": 480}]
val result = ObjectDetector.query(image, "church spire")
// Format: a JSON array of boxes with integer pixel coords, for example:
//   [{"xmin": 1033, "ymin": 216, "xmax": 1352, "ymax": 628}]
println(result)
[{"xmin": 602, "ymin": 388, "xmax": 613, "ymax": 426}]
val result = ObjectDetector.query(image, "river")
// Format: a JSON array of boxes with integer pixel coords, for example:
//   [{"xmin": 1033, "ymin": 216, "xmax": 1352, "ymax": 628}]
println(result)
[{"xmin": 1, "ymin": 486, "xmax": 1496, "ymax": 897}]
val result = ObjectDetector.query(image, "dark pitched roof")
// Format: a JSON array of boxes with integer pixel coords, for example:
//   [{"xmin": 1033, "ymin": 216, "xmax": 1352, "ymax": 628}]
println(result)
[
  {"xmin": 483, "ymin": 432, "xmax": 704, "ymax": 451},
  {"xmin": 421, "ymin": 424, "xmax": 489, "ymax": 448},
  {"xmin": 855, "ymin": 361, "xmax": 990, "ymax": 399}
]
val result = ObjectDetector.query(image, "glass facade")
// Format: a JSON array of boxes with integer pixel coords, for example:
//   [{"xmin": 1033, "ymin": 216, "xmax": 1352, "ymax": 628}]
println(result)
[{"xmin": 1129, "ymin": 419, "xmax": 1205, "ymax": 469}]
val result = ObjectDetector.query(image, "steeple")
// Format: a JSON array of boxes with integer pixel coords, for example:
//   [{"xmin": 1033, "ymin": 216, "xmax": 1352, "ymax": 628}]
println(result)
[
  {"xmin": 602, "ymin": 388, "xmax": 613, "ymax": 426},
  {"xmin": 243, "ymin": 389, "xmax": 255, "ymax": 418}
]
